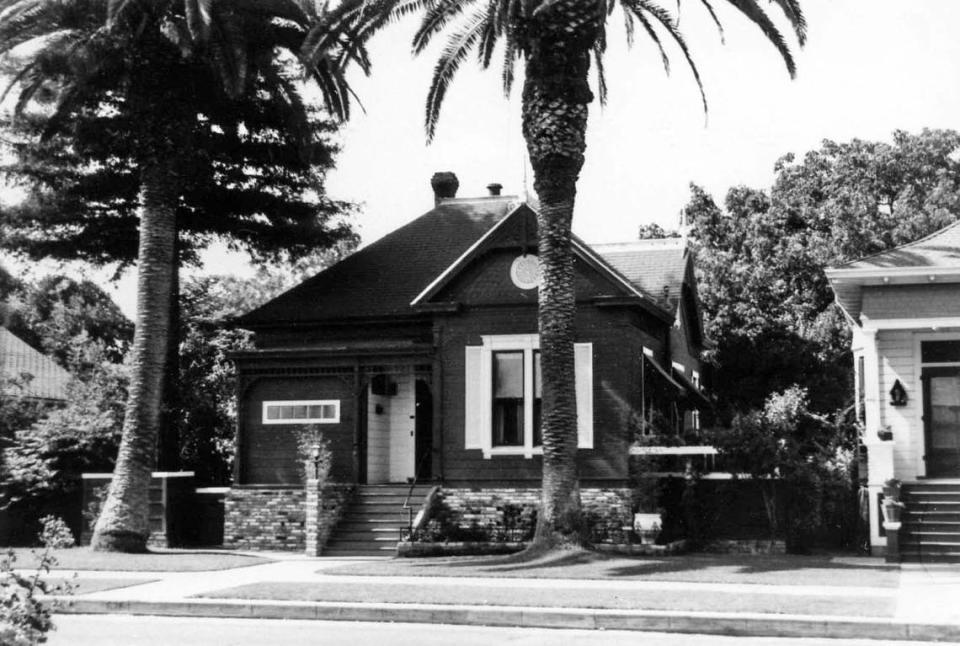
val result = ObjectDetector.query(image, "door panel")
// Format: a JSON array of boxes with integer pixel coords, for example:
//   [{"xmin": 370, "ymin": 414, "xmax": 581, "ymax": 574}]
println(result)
[{"xmin": 924, "ymin": 369, "xmax": 960, "ymax": 477}]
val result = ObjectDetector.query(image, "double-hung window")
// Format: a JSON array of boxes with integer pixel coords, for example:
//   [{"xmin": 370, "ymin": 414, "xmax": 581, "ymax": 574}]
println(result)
[
  {"xmin": 465, "ymin": 334, "xmax": 591, "ymax": 458},
  {"xmin": 491, "ymin": 350, "xmax": 542, "ymax": 448}
]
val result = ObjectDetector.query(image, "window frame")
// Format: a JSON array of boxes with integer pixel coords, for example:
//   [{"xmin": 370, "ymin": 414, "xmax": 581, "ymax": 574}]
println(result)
[
  {"xmin": 485, "ymin": 335, "xmax": 542, "ymax": 457},
  {"xmin": 262, "ymin": 399, "xmax": 341, "ymax": 425}
]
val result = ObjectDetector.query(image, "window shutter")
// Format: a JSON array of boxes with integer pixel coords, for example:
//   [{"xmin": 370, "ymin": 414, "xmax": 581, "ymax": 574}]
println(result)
[
  {"xmin": 575, "ymin": 342, "xmax": 594, "ymax": 449},
  {"xmin": 464, "ymin": 346, "xmax": 483, "ymax": 449}
]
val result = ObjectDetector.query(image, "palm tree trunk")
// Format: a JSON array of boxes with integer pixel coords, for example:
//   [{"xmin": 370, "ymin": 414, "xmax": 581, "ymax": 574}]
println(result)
[
  {"xmin": 523, "ymin": 2, "xmax": 603, "ymax": 550},
  {"xmin": 91, "ymin": 156, "xmax": 179, "ymax": 552}
]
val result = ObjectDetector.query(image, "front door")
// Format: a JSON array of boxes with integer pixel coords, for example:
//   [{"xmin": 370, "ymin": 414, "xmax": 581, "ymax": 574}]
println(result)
[
  {"xmin": 923, "ymin": 368, "xmax": 960, "ymax": 477},
  {"xmin": 388, "ymin": 371, "xmax": 416, "ymax": 482}
]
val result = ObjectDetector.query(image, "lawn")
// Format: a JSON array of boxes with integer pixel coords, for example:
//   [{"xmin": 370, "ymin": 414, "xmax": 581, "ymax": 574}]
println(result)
[
  {"xmin": 200, "ymin": 579, "xmax": 897, "ymax": 618},
  {"xmin": 2, "ymin": 547, "xmax": 270, "ymax": 572},
  {"xmin": 320, "ymin": 551, "xmax": 901, "ymax": 588}
]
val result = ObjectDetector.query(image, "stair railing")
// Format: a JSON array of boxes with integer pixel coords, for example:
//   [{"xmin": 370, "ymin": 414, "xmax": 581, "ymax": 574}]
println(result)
[{"xmin": 400, "ymin": 452, "xmax": 435, "ymax": 541}]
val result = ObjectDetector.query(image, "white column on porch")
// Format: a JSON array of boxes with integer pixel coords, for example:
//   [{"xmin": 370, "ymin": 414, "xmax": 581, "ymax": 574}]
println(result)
[{"xmin": 859, "ymin": 326, "xmax": 892, "ymax": 553}]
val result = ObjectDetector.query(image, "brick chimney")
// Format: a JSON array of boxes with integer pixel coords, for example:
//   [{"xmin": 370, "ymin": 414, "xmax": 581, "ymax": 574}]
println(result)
[
  {"xmin": 486, "ymin": 182, "xmax": 503, "ymax": 196},
  {"xmin": 431, "ymin": 172, "xmax": 459, "ymax": 204}
]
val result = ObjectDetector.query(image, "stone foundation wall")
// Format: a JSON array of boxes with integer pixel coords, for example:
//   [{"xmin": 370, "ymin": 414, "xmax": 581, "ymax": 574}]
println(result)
[
  {"xmin": 436, "ymin": 487, "xmax": 632, "ymax": 543},
  {"xmin": 305, "ymin": 482, "xmax": 355, "ymax": 555},
  {"xmin": 224, "ymin": 487, "xmax": 305, "ymax": 551}
]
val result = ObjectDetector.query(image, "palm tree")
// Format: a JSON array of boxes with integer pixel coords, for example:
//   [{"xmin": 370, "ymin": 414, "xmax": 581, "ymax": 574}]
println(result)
[
  {"xmin": 0, "ymin": 0, "xmax": 365, "ymax": 552},
  {"xmin": 340, "ymin": 0, "xmax": 806, "ymax": 549}
]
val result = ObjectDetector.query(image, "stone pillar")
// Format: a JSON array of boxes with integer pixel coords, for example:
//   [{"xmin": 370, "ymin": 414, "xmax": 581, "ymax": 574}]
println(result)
[{"xmin": 305, "ymin": 478, "xmax": 323, "ymax": 556}]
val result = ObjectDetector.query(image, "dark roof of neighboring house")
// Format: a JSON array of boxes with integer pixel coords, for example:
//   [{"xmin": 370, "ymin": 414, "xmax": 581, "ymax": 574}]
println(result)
[
  {"xmin": 835, "ymin": 219, "xmax": 960, "ymax": 270},
  {"xmin": 593, "ymin": 239, "xmax": 690, "ymax": 314},
  {"xmin": 238, "ymin": 196, "xmax": 525, "ymax": 326},
  {"xmin": 0, "ymin": 327, "xmax": 71, "ymax": 401}
]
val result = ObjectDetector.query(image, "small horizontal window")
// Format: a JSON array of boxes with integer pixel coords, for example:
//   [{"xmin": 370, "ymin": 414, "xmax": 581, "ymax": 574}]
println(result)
[
  {"xmin": 922, "ymin": 340, "xmax": 960, "ymax": 364},
  {"xmin": 262, "ymin": 400, "xmax": 340, "ymax": 425}
]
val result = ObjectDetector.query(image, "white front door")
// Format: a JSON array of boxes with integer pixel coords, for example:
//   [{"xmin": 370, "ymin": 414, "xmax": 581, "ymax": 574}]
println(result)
[{"xmin": 388, "ymin": 370, "xmax": 416, "ymax": 482}]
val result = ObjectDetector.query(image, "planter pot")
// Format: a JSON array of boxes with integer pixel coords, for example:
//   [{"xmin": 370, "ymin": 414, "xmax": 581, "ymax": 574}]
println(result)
[
  {"xmin": 633, "ymin": 512, "xmax": 662, "ymax": 545},
  {"xmin": 882, "ymin": 500, "xmax": 905, "ymax": 525}
]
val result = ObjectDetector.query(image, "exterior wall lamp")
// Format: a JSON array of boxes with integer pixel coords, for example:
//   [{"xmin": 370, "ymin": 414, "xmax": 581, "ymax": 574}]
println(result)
[
  {"xmin": 311, "ymin": 443, "xmax": 322, "ymax": 480},
  {"xmin": 889, "ymin": 380, "xmax": 908, "ymax": 407}
]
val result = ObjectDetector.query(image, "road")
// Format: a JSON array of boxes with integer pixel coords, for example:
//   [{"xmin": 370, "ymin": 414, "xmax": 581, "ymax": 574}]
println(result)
[{"xmin": 47, "ymin": 615, "xmax": 933, "ymax": 646}]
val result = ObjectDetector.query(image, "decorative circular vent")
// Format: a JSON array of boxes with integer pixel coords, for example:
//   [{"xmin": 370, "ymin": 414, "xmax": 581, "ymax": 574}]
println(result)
[{"xmin": 510, "ymin": 254, "xmax": 540, "ymax": 290}]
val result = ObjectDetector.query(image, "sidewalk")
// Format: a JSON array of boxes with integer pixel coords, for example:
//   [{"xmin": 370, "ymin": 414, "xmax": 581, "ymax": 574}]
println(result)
[{"xmin": 50, "ymin": 554, "xmax": 960, "ymax": 642}]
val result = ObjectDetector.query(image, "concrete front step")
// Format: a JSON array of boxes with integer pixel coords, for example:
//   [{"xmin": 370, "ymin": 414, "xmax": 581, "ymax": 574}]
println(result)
[{"xmin": 321, "ymin": 483, "xmax": 432, "ymax": 557}]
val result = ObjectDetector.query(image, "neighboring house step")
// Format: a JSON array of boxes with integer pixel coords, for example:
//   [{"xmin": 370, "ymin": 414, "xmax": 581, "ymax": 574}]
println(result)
[
  {"xmin": 899, "ymin": 483, "xmax": 960, "ymax": 563},
  {"xmin": 321, "ymin": 483, "xmax": 435, "ymax": 557}
]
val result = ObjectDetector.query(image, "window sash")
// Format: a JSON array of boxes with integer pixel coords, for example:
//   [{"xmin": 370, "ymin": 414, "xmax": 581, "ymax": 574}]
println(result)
[{"xmin": 262, "ymin": 400, "xmax": 340, "ymax": 425}]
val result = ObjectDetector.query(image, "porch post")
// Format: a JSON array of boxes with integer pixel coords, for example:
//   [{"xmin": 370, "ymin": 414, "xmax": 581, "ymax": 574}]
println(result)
[{"xmin": 860, "ymin": 327, "xmax": 893, "ymax": 555}]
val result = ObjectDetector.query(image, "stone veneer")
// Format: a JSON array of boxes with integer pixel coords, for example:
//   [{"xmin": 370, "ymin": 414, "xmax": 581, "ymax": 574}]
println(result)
[
  {"xmin": 305, "ymin": 482, "xmax": 355, "ymax": 555},
  {"xmin": 438, "ymin": 487, "xmax": 632, "ymax": 541},
  {"xmin": 224, "ymin": 487, "xmax": 306, "ymax": 551}
]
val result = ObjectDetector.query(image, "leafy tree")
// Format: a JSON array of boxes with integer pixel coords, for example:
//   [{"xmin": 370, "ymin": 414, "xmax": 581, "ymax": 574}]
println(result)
[
  {"xmin": 347, "ymin": 0, "xmax": 805, "ymax": 549},
  {"xmin": 0, "ymin": 0, "xmax": 366, "ymax": 552},
  {"xmin": 637, "ymin": 223, "xmax": 680, "ymax": 239},
  {"xmin": 4, "ymin": 275, "xmax": 132, "ymax": 370},
  {"xmin": 712, "ymin": 386, "xmax": 846, "ymax": 552},
  {"xmin": 689, "ymin": 129, "xmax": 960, "ymax": 416}
]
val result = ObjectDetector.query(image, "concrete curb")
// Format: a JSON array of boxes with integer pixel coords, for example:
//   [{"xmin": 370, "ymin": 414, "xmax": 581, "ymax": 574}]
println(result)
[{"xmin": 57, "ymin": 597, "xmax": 960, "ymax": 642}]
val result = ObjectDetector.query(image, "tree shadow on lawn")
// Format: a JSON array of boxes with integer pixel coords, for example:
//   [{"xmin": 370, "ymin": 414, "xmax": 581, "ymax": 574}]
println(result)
[{"xmin": 357, "ymin": 550, "xmax": 900, "ymax": 587}]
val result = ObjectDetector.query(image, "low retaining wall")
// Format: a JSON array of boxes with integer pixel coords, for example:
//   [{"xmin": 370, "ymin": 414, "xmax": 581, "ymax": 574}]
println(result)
[
  {"xmin": 224, "ymin": 487, "xmax": 305, "ymax": 551},
  {"xmin": 428, "ymin": 487, "xmax": 632, "ymax": 543}
]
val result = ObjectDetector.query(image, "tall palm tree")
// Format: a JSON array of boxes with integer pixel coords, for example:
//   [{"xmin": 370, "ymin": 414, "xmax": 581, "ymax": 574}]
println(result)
[
  {"xmin": 340, "ymin": 0, "xmax": 805, "ymax": 549},
  {"xmin": 0, "ymin": 0, "xmax": 366, "ymax": 552}
]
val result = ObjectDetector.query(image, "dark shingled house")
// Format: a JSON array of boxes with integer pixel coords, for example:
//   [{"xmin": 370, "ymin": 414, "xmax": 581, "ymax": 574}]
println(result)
[{"xmin": 224, "ymin": 174, "xmax": 709, "ymax": 554}]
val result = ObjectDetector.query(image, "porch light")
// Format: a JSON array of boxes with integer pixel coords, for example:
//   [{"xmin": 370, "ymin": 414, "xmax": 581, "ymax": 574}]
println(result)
[{"xmin": 889, "ymin": 380, "xmax": 908, "ymax": 407}]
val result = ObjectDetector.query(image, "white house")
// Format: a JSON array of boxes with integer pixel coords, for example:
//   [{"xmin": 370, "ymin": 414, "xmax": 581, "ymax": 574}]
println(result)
[{"xmin": 827, "ymin": 221, "xmax": 960, "ymax": 561}]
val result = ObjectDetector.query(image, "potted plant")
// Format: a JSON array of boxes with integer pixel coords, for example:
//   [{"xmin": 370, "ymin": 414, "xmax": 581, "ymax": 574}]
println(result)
[
  {"xmin": 882, "ymin": 478, "xmax": 901, "ymax": 501},
  {"xmin": 881, "ymin": 497, "xmax": 905, "ymax": 527},
  {"xmin": 633, "ymin": 512, "xmax": 662, "ymax": 545}
]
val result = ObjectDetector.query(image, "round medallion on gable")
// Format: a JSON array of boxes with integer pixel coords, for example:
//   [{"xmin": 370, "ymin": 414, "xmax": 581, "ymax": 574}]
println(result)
[{"xmin": 510, "ymin": 254, "xmax": 540, "ymax": 290}]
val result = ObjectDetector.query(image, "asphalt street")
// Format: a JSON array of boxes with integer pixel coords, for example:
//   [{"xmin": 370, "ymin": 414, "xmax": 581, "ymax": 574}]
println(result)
[{"xmin": 48, "ymin": 615, "xmax": 936, "ymax": 646}]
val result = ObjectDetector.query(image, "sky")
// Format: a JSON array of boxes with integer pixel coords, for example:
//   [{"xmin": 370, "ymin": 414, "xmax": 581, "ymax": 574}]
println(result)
[{"xmin": 8, "ymin": 1, "xmax": 960, "ymax": 318}]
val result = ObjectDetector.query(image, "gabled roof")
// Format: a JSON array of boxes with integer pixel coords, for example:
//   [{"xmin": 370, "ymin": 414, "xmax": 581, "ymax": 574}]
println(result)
[
  {"xmin": 0, "ymin": 327, "xmax": 71, "ymax": 401},
  {"xmin": 238, "ymin": 196, "xmax": 523, "ymax": 326},
  {"xmin": 833, "ymin": 219, "xmax": 960, "ymax": 272},
  {"xmin": 593, "ymin": 239, "xmax": 690, "ymax": 315},
  {"xmin": 826, "ymin": 220, "xmax": 960, "ymax": 323}
]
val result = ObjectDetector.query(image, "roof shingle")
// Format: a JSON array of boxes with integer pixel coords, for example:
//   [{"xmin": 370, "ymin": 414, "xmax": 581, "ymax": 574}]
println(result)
[{"xmin": 0, "ymin": 327, "xmax": 71, "ymax": 401}]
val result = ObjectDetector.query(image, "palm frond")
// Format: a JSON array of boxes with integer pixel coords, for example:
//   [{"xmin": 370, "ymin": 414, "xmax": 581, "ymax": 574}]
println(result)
[
  {"xmin": 697, "ymin": 0, "xmax": 724, "ymax": 44},
  {"xmin": 767, "ymin": 0, "xmax": 806, "ymax": 44},
  {"xmin": 723, "ymin": 0, "xmax": 797, "ymax": 78},
  {"xmin": 424, "ymin": 6, "xmax": 487, "ymax": 141},
  {"xmin": 412, "ymin": 0, "xmax": 467, "ymax": 55},
  {"xmin": 622, "ymin": 0, "xmax": 707, "ymax": 114}
]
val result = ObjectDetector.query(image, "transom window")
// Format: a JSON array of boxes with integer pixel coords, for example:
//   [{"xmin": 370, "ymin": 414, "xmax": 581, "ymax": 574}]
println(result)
[
  {"xmin": 262, "ymin": 400, "xmax": 340, "ymax": 425},
  {"xmin": 492, "ymin": 350, "xmax": 542, "ymax": 447}
]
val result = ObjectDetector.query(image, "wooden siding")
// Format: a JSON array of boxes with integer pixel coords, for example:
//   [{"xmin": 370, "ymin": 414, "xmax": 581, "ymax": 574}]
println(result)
[
  {"xmin": 877, "ymin": 330, "xmax": 923, "ymax": 480},
  {"xmin": 863, "ymin": 284, "xmax": 960, "ymax": 320},
  {"xmin": 438, "ymin": 304, "xmax": 665, "ymax": 485},
  {"xmin": 241, "ymin": 376, "xmax": 355, "ymax": 485}
]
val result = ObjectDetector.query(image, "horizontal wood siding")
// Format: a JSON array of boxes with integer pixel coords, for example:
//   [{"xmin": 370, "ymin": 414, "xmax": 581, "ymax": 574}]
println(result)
[
  {"xmin": 877, "ymin": 330, "xmax": 920, "ymax": 480},
  {"xmin": 439, "ymin": 305, "xmax": 664, "ymax": 484},
  {"xmin": 241, "ymin": 377, "xmax": 355, "ymax": 485},
  {"xmin": 863, "ymin": 284, "xmax": 960, "ymax": 320}
]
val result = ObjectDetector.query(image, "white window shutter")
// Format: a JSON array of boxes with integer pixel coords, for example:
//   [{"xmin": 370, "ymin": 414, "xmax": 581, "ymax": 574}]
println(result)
[
  {"xmin": 464, "ymin": 346, "xmax": 483, "ymax": 449},
  {"xmin": 575, "ymin": 342, "xmax": 594, "ymax": 449}
]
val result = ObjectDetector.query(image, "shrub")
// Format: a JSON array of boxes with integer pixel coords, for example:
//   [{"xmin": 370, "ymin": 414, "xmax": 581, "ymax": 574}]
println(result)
[
  {"xmin": 295, "ymin": 426, "xmax": 331, "ymax": 484},
  {"xmin": 0, "ymin": 548, "xmax": 74, "ymax": 645},
  {"xmin": 38, "ymin": 516, "xmax": 75, "ymax": 550}
]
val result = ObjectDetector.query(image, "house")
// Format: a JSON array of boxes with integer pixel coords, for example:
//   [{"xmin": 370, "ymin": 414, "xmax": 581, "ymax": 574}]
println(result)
[
  {"xmin": 0, "ymin": 325, "xmax": 71, "ymax": 402},
  {"xmin": 827, "ymin": 221, "xmax": 960, "ymax": 561},
  {"xmin": 224, "ymin": 173, "xmax": 709, "ymax": 553}
]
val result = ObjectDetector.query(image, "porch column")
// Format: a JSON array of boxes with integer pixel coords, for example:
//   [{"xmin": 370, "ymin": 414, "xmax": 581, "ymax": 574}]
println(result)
[{"xmin": 860, "ymin": 327, "xmax": 892, "ymax": 554}]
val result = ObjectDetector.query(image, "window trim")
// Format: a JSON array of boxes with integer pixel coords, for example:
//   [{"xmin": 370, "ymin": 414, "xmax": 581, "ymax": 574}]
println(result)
[
  {"xmin": 262, "ymin": 399, "xmax": 341, "ymax": 425},
  {"xmin": 484, "ymin": 335, "xmax": 541, "ymax": 457}
]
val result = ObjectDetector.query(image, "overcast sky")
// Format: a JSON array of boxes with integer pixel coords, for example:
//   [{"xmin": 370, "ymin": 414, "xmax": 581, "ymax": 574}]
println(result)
[{"xmin": 10, "ymin": 1, "xmax": 960, "ymax": 317}]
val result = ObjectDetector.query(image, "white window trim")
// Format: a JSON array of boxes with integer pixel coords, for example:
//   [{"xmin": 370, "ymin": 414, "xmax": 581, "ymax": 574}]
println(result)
[
  {"xmin": 672, "ymin": 361, "xmax": 686, "ymax": 374},
  {"xmin": 466, "ymin": 334, "xmax": 593, "ymax": 458},
  {"xmin": 484, "ymin": 335, "xmax": 540, "ymax": 458},
  {"xmin": 262, "ymin": 399, "xmax": 340, "ymax": 425}
]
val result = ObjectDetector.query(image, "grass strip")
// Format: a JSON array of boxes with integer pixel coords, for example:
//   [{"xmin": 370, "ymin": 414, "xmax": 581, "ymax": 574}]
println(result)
[{"xmin": 199, "ymin": 580, "xmax": 896, "ymax": 618}]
